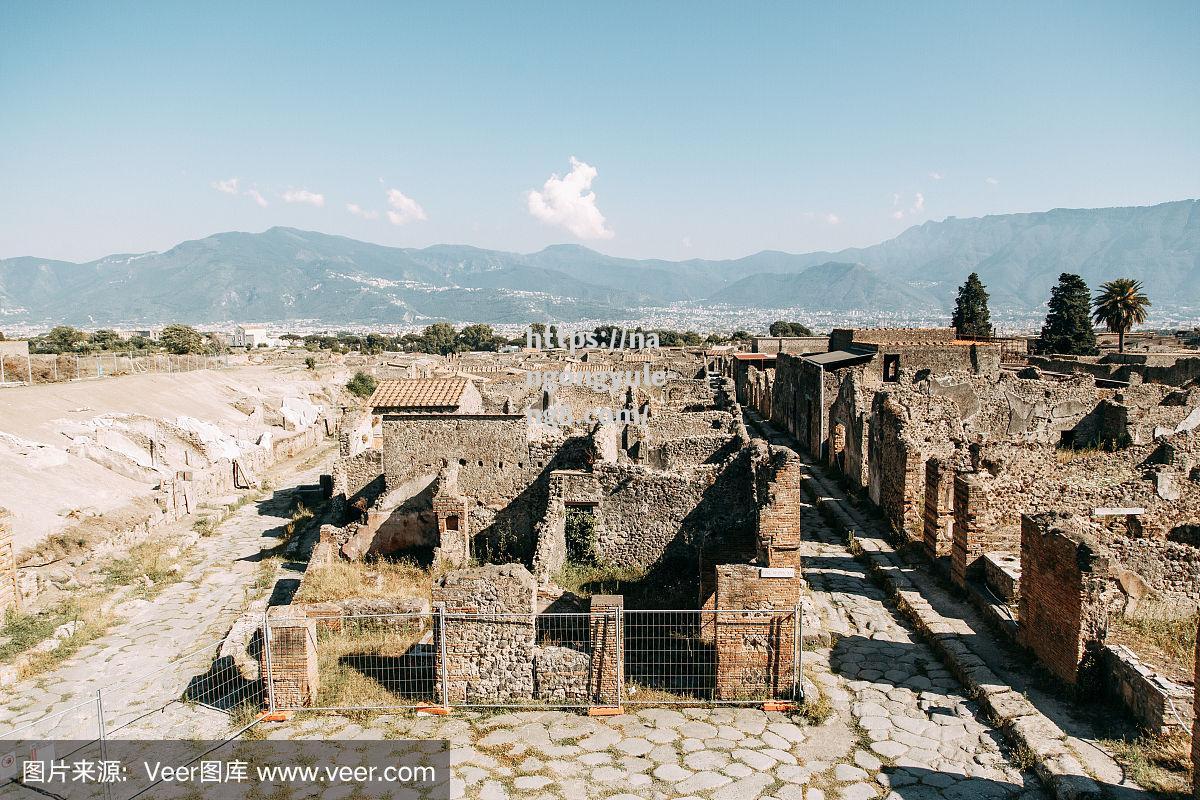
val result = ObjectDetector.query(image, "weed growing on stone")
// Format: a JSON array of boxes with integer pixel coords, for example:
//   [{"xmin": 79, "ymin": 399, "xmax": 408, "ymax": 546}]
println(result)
[
  {"xmin": 1101, "ymin": 732, "xmax": 1191, "ymax": 798},
  {"xmin": 11, "ymin": 596, "xmax": 113, "ymax": 679},
  {"xmin": 293, "ymin": 559, "xmax": 429, "ymax": 604},
  {"xmin": 100, "ymin": 539, "xmax": 184, "ymax": 599}
]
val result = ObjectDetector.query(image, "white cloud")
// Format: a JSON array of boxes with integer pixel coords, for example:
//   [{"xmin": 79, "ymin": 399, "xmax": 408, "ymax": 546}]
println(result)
[
  {"xmin": 929, "ymin": 171, "xmax": 944, "ymax": 180},
  {"xmin": 385, "ymin": 189, "xmax": 428, "ymax": 225},
  {"xmin": 282, "ymin": 188, "xmax": 325, "ymax": 207},
  {"xmin": 985, "ymin": 176, "xmax": 1000, "ymax": 185},
  {"xmin": 801, "ymin": 211, "xmax": 841, "ymax": 225},
  {"xmin": 212, "ymin": 178, "xmax": 269, "ymax": 207},
  {"xmin": 347, "ymin": 202, "xmax": 380, "ymax": 220},
  {"xmin": 822, "ymin": 213, "xmax": 841, "ymax": 225},
  {"xmin": 527, "ymin": 157, "xmax": 614, "ymax": 240},
  {"xmin": 891, "ymin": 193, "xmax": 925, "ymax": 220},
  {"xmin": 681, "ymin": 236, "xmax": 693, "ymax": 248}
]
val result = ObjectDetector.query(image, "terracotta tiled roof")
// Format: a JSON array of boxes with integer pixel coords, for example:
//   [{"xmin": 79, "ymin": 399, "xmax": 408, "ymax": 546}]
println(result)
[{"xmin": 368, "ymin": 378, "xmax": 469, "ymax": 409}]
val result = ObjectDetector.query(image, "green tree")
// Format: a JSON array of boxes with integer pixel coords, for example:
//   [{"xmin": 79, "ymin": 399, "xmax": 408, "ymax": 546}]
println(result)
[
  {"xmin": 1092, "ymin": 278, "xmax": 1151, "ymax": 354},
  {"xmin": 456, "ymin": 324, "xmax": 503, "ymax": 352},
  {"xmin": 951, "ymin": 273, "xmax": 992, "ymax": 338},
  {"xmin": 159, "ymin": 324, "xmax": 207, "ymax": 355},
  {"xmin": 345, "ymin": 370, "xmax": 378, "ymax": 399},
  {"xmin": 418, "ymin": 323, "xmax": 460, "ymax": 355},
  {"xmin": 1037, "ymin": 273, "xmax": 1098, "ymax": 355},
  {"xmin": 89, "ymin": 331, "xmax": 123, "ymax": 352},
  {"xmin": 729, "ymin": 330, "xmax": 752, "ymax": 343},
  {"xmin": 768, "ymin": 321, "xmax": 814, "ymax": 337},
  {"xmin": 41, "ymin": 326, "xmax": 88, "ymax": 354}
]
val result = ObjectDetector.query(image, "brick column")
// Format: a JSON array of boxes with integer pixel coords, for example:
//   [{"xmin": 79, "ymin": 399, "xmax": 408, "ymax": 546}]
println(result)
[
  {"xmin": 756, "ymin": 449, "xmax": 803, "ymax": 569},
  {"xmin": 951, "ymin": 472, "xmax": 990, "ymax": 588},
  {"xmin": 589, "ymin": 594, "xmax": 623, "ymax": 708},
  {"xmin": 1018, "ymin": 513, "xmax": 1114, "ymax": 686},
  {"xmin": 0, "ymin": 508, "xmax": 17, "ymax": 614},
  {"xmin": 713, "ymin": 564, "xmax": 801, "ymax": 702},
  {"xmin": 923, "ymin": 457, "xmax": 955, "ymax": 560},
  {"xmin": 433, "ymin": 493, "xmax": 470, "ymax": 568},
  {"xmin": 260, "ymin": 607, "xmax": 320, "ymax": 709}
]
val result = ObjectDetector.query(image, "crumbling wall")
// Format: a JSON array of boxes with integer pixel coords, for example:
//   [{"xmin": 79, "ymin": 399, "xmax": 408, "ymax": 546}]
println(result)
[
  {"xmin": 1018, "ymin": 513, "xmax": 1118, "ymax": 686},
  {"xmin": 952, "ymin": 471, "xmax": 1021, "ymax": 588},
  {"xmin": 0, "ymin": 508, "xmax": 16, "ymax": 613},
  {"xmin": 433, "ymin": 564, "xmax": 537, "ymax": 704}
]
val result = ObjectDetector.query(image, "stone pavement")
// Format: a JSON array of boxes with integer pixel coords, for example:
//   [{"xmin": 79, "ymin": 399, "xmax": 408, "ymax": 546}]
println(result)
[
  {"xmin": 0, "ymin": 451, "xmax": 333, "ymax": 742},
  {"xmin": 257, "ymin": 496, "xmax": 1045, "ymax": 800}
]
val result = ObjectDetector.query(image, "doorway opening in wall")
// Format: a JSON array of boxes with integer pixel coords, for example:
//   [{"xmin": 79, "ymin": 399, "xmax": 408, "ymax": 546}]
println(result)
[
  {"xmin": 883, "ymin": 354, "xmax": 900, "ymax": 382},
  {"xmin": 830, "ymin": 422, "xmax": 847, "ymax": 474},
  {"xmin": 564, "ymin": 503, "xmax": 597, "ymax": 565}
]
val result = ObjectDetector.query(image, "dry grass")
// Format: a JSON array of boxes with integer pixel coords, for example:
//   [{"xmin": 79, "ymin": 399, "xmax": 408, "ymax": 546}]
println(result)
[
  {"xmin": 553, "ymin": 561, "xmax": 648, "ymax": 598},
  {"xmin": 1108, "ymin": 603, "xmax": 1198, "ymax": 684},
  {"xmin": 314, "ymin": 622, "xmax": 433, "ymax": 717},
  {"xmin": 282, "ymin": 501, "xmax": 315, "ymax": 541},
  {"xmin": 1102, "ymin": 732, "xmax": 1192, "ymax": 798},
  {"xmin": 5, "ymin": 595, "xmax": 114, "ymax": 679},
  {"xmin": 293, "ymin": 559, "xmax": 430, "ymax": 604},
  {"xmin": 100, "ymin": 539, "xmax": 186, "ymax": 599}
]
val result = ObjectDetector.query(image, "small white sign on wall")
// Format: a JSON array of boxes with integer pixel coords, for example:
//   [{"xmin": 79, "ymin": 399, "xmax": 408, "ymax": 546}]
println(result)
[{"xmin": 758, "ymin": 567, "xmax": 795, "ymax": 579}]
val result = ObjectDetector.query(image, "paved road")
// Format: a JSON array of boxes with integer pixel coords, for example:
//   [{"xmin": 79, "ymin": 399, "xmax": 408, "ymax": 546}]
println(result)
[
  {"xmin": 0, "ymin": 452, "xmax": 332, "ymax": 741},
  {"xmin": 261, "ymin": 499, "xmax": 1043, "ymax": 800}
]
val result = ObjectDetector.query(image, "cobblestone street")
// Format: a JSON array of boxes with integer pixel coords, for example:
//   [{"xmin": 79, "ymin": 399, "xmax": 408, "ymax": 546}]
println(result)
[
  {"xmin": 0, "ymin": 452, "xmax": 333, "ymax": 741},
  {"xmin": 258, "ymin": 494, "xmax": 1043, "ymax": 800}
]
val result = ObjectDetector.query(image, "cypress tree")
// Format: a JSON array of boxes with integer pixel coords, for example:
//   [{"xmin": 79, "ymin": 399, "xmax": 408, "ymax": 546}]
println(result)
[
  {"xmin": 951, "ymin": 273, "xmax": 992, "ymax": 338},
  {"xmin": 1037, "ymin": 273, "xmax": 1098, "ymax": 355}
]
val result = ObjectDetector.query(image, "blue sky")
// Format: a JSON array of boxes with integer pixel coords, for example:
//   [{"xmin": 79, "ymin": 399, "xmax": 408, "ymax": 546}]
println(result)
[{"xmin": 2, "ymin": 1, "xmax": 1198, "ymax": 262}]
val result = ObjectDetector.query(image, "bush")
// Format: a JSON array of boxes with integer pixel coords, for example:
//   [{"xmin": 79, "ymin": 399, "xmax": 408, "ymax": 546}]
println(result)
[
  {"xmin": 345, "ymin": 371, "xmax": 377, "ymax": 399},
  {"xmin": 304, "ymin": 356, "xmax": 317, "ymax": 370}
]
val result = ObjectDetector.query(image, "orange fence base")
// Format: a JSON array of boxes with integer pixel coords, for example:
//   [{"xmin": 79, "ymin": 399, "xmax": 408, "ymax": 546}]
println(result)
[
  {"xmin": 587, "ymin": 706, "xmax": 624, "ymax": 717},
  {"xmin": 260, "ymin": 711, "xmax": 294, "ymax": 722},
  {"xmin": 416, "ymin": 705, "xmax": 452, "ymax": 716},
  {"xmin": 761, "ymin": 701, "xmax": 798, "ymax": 712}
]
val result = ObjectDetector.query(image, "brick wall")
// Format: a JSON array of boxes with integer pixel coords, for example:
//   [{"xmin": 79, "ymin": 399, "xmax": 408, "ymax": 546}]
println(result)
[
  {"xmin": 710, "ymin": 564, "xmax": 801, "ymax": 701},
  {"xmin": 951, "ymin": 472, "xmax": 1020, "ymax": 588},
  {"xmin": 1018, "ymin": 513, "xmax": 1115, "ymax": 686},
  {"xmin": 260, "ymin": 606, "xmax": 320, "ymax": 709},
  {"xmin": 923, "ymin": 457, "xmax": 956, "ymax": 559},
  {"xmin": 588, "ymin": 595, "xmax": 623, "ymax": 706}
]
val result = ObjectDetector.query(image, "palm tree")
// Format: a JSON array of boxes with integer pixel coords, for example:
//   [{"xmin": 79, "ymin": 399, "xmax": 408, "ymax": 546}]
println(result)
[{"xmin": 1092, "ymin": 278, "xmax": 1151, "ymax": 353}]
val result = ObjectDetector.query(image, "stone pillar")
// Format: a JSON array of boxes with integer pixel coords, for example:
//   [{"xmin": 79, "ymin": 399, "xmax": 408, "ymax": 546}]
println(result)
[
  {"xmin": 756, "ymin": 449, "xmax": 803, "ymax": 569},
  {"xmin": 432, "ymin": 564, "xmax": 537, "ymax": 704},
  {"xmin": 923, "ymin": 457, "xmax": 955, "ymax": 560},
  {"xmin": 433, "ymin": 493, "xmax": 470, "ymax": 568},
  {"xmin": 588, "ymin": 594, "xmax": 623, "ymax": 708},
  {"xmin": 260, "ymin": 607, "xmax": 320, "ymax": 709},
  {"xmin": 1018, "ymin": 513, "xmax": 1114, "ymax": 686},
  {"xmin": 712, "ymin": 564, "xmax": 801, "ymax": 701},
  {"xmin": 0, "ymin": 508, "xmax": 17, "ymax": 614},
  {"xmin": 951, "ymin": 471, "xmax": 991, "ymax": 588}
]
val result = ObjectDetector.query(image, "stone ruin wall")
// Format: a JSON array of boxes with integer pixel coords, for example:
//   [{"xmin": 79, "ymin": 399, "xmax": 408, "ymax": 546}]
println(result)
[
  {"xmin": 0, "ymin": 509, "xmax": 16, "ymax": 614},
  {"xmin": 1018, "ymin": 513, "xmax": 1115, "ymax": 686}
]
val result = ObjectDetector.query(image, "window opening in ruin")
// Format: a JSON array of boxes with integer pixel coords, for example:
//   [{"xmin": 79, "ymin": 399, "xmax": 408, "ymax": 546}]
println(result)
[
  {"xmin": 444, "ymin": 514, "xmax": 460, "ymax": 532},
  {"xmin": 564, "ymin": 504, "xmax": 598, "ymax": 565},
  {"xmin": 883, "ymin": 354, "xmax": 900, "ymax": 382}
]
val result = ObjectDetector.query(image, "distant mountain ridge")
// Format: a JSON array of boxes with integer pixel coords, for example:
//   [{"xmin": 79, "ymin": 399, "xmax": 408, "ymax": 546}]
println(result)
[{"xmin": 1, "ymin": 200, "xmax": 1197, "ymax": 326}]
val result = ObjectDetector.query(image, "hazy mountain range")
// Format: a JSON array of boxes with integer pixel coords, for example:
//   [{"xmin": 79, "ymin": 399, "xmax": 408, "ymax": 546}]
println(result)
[{"xmin": 1, "ymin": 199, "xmax": 1197, "ymax": 327}]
